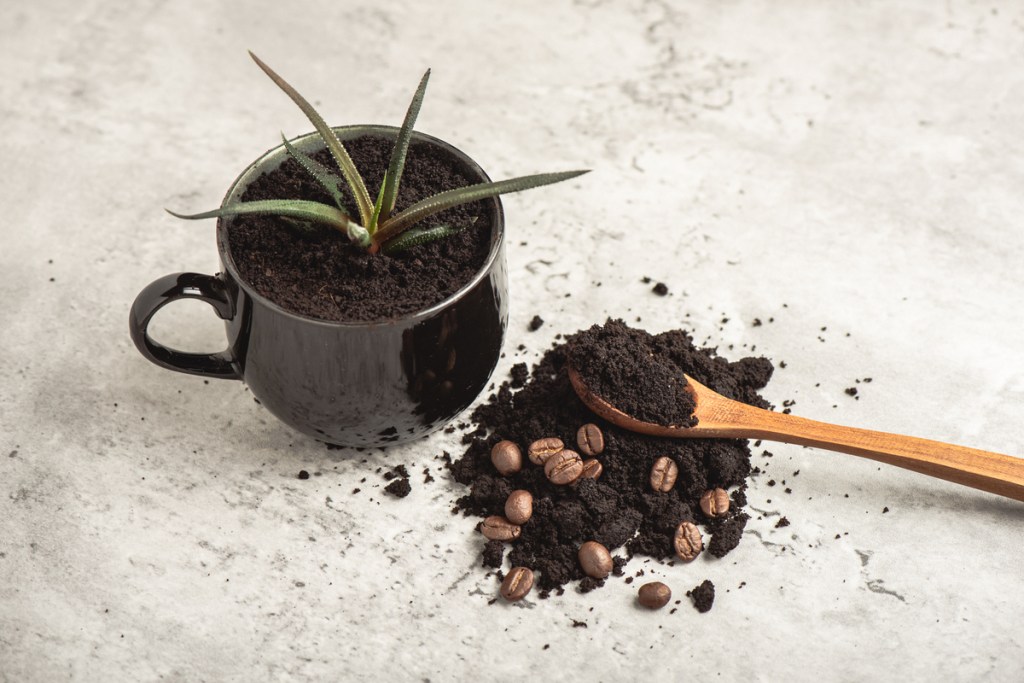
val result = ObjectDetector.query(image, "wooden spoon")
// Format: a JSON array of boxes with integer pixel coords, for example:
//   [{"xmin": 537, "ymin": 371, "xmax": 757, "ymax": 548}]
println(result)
[{"xmin": 567, "ymin": 366, "xmax": 1024, "ymax": 502}]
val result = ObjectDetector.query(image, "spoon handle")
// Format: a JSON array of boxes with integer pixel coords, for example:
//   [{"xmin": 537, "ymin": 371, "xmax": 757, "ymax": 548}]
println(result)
[{"xmin": 706, "ymin": 401, "xmax": 1024, "ymax": 502}]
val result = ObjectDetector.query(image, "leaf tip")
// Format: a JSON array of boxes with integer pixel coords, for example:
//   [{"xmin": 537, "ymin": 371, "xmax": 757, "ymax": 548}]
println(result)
[{"xmin": 248, "ymin": 51, "xmax": 277, "ymax": 80}]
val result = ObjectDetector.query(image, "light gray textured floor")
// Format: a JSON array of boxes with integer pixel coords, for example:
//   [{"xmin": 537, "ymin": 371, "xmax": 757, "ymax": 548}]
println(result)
[{"xmin": 2, "ymin": 1, "xmax": 1023, "ymax": 680}]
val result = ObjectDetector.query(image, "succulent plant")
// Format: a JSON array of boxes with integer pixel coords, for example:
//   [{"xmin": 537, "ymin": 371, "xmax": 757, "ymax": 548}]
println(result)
[{"xmin": 170, "ymin": 52, "xmax": 588, "ymax": 254}]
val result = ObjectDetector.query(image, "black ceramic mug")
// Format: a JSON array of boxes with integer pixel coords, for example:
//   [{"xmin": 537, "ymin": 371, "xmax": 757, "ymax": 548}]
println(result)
[{"xmin": 130, "ymin": 126, "xmax": 508, "ymax": 447}]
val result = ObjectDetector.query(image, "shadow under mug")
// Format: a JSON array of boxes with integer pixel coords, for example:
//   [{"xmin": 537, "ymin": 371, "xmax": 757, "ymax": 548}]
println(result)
[{"xmin": 129, "ymin": 126, "xmax": 508, "ymax": 447}]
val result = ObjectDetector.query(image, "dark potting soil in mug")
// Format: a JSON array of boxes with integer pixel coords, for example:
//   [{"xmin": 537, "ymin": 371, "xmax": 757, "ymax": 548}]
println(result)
[
  {"xmin": 227, "ymin": 135, "xmax": 492, "ymax": 322},
  {"xmin": 450, "ymin": 319, "xmax": 774, "ymax": 597}
]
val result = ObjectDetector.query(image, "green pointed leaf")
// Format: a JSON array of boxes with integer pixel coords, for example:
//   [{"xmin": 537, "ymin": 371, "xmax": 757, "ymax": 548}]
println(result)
[
  {"xmin": 375, "ymin": 170, "xmax": 589, "ymax": 244},
  {"xmin": 281, "ymin": 133, "xmax": 351, "ymax": 214},
  {"xmin": 380, "ymin": 222, "xmax": 467, "ymax": 255},
  {"xmin": 279, "ymin": 216, "xmax": 320, "ymax": 233},
  {"xmin": 369, "ymin": 170, "xmax": 388, "ymax": 232},
  {"xmin": 249, "ymin": 51, "xmax": 374, "ymax": 227},
  {"xmin": 379, "ymin": 69, "xmax": 430, "ymax": 223},
  {"xmin": 167, "ymin": 200, "xmax": 370, "ymax": 247}
]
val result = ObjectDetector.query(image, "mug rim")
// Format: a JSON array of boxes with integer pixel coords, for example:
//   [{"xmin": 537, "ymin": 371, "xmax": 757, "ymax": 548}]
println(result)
[{"xmin": 215, "ymin": 124, "xmax": 506, "ymax": 329}]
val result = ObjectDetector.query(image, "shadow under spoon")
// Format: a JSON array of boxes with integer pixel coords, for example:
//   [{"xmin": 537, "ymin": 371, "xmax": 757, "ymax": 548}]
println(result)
[{"xmin": 567, "ymin": 365, "xmax": 1024, "ymax": 503}]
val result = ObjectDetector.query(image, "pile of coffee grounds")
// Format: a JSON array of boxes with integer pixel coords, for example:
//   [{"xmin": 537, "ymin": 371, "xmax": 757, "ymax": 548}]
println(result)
[
  {"xmin": 451, "ymin": 319, "xmax": 773, "ymax": 598},
  {"xmin": 482, "ymin": 540, "xmax": 505, "ymax": 568},
  {"xmin": 383, "ymin": 464, "xmax": 412, "ymax": 498},
  {"xmin": 570, "ymin": 319, "xmax": 772, "ymax": 428},
  {"xmin": 687, "ymin": 579, "xmax": 715, "ymax": 613},
  {"xmin": 384, "ymin": 478, "xmax": 411, "ymax": 498},
  {"xmin": 227, "ymin": 134, "xmax": 492, "ymax": 322}
]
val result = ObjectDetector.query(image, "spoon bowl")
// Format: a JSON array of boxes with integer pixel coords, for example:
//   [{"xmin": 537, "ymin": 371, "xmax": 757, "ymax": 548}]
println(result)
[{"xmin": 567, "ymin": 364, "xmax": 1024, "ymax": 502}]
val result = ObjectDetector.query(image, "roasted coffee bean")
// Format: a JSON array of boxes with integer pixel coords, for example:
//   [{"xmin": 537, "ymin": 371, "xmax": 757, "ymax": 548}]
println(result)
[
  {"xmin": 490, "ymin": 440, "xmax": 523, "ymax": 476},
  {"xmin": 650, "ymin": 456, "xmax": 678, "ymax": 492},
  {"xmin": 505, "ymin": 490, "xmax": 533, "ymax": 525},
  {"xmin": 637, "ymin": 581, "xmax": 672, "ymax": 609},
  {"xmin": 700, "ymin": 488, "xmax": 730, "ymax": 518},
  {"xmin": 576, "ymin": 423, "xmax": 605, "ymax": 456},
  {"xmin": 580, "ymin": 459, "xmax": 603, "ymax": 480},
  {"xmin": 673, "ymin": 521, "xmax": 703, "ymax": 562},
  {"xmin": 528, "ymin": 437, "xmax": 564, "ymax": 465},
  {"xmin": 578, "ymin": 541, "xmax": 613, "ymax": 579},
  {"xmin": 481, "ymin": 515, "xmax": 522, "ymax": 541},
  {"xmin": 500, "ymin": 566, "xmax": 534, "ymax": 602},
  {"xmin": 544, "ymin": 449, "xmax": 583, "ymax": 485}
]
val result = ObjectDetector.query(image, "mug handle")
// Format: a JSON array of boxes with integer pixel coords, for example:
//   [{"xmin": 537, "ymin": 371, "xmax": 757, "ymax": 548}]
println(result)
[{"xmin": 129, "ymin": 272, "xmax": 241, "ymax": 379}]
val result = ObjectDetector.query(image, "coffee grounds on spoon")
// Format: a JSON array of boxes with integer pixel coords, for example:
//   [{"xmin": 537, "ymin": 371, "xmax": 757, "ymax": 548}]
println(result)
[
  {"xmin": 570, "ymin": 322, "xmax": 696, "ymax": 427},
  {"xmin": 571, "ymin": 319, "xmax": 773, "ymax": 427},
  {"xmin": 450, "ymin": 319, "xmax": 773, "ymax": 597}
]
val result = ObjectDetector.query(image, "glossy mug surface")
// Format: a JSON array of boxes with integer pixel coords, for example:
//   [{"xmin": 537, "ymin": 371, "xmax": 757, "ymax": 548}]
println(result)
[{"xmin": 130, "ymin": 126, "xmax": 508, "ymax": 447}]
